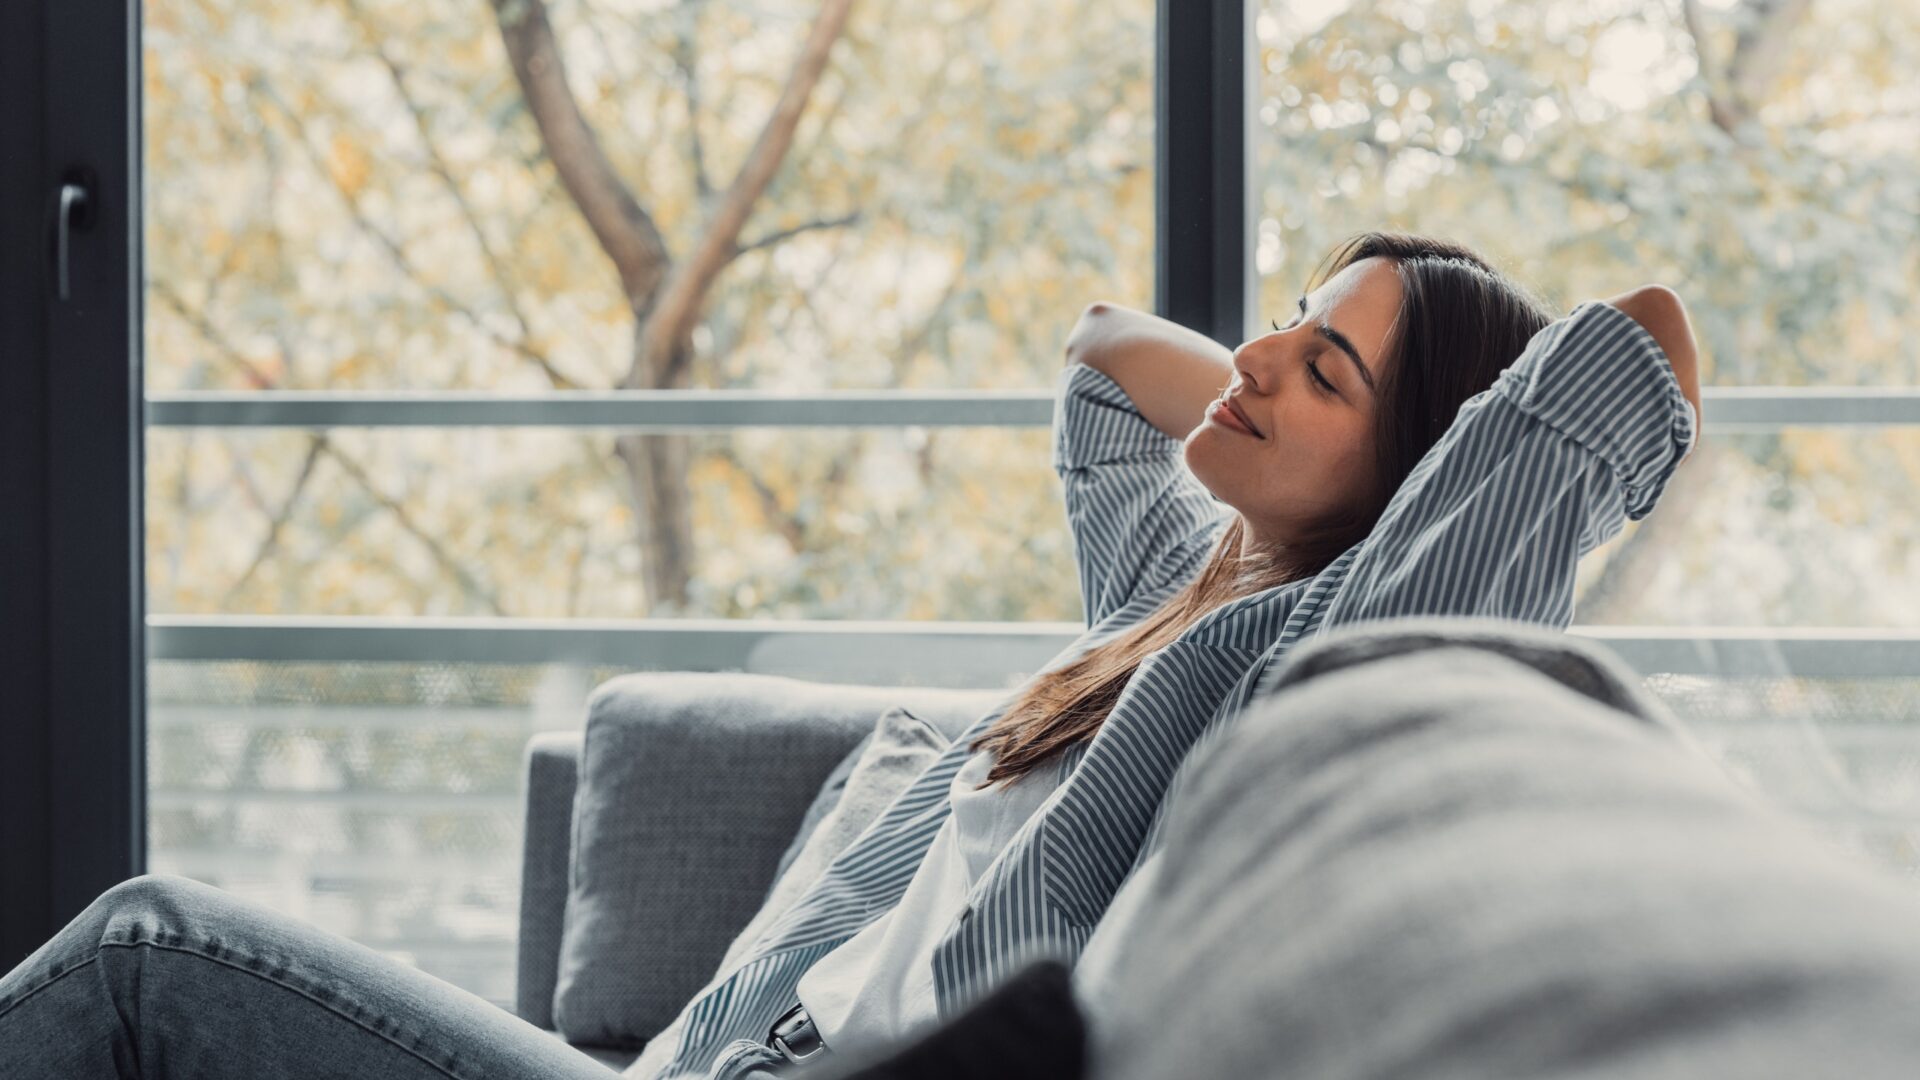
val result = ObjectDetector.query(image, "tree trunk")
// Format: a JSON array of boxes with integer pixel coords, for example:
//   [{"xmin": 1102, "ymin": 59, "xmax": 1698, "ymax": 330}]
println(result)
[
  {"xmin": 616, "ymin": 329, "xmax": 698, "ymax": 614},
  {"xmin": 615, "ymin": 430, "xmax": 696, "ymax": 614}
]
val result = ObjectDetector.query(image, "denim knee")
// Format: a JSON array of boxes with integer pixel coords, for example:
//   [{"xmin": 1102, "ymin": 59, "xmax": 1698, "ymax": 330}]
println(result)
[{"xmin": 90, "ymin": 873, "xmax": 233, "ymax": 951}]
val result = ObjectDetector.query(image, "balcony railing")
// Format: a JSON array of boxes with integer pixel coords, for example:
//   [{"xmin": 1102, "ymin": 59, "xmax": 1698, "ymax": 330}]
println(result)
[{"xmin": 144, "ymin": 385, "xmax": 1920, "ymax": 430}]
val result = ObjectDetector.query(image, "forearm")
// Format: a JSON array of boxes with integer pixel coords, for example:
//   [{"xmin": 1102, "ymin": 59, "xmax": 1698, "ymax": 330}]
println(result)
[
  {"xmin": 1063, "ymin": 301, "xmax": 1235, "ymax": 441},
  {"xmin": 1321, "ymin": 301, "xmax": 1698, "ymax": 632},
  {"xmin": 1600, "ymin": 285, "xmax": 1704, "ymax": 461}
]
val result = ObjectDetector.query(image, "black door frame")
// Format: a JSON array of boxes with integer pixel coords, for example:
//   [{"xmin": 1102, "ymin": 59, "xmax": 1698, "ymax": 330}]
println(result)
[
  {"xmin": 0, "ymin": 0, "xmax": 146, "ymax": 966},
  {"xmin": 1157, "ymin": 0, "xmax": 1252, "ymax": 348}
]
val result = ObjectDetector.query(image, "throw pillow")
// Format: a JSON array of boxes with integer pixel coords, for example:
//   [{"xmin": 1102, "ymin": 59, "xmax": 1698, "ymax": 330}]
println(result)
[
  {"xmin": 718, "ymin": 704, "xmax": 950, "ymax": 974},
  {"xmin": 625, "ymin": 705, "xmax": 954, "ymax": 1080}
]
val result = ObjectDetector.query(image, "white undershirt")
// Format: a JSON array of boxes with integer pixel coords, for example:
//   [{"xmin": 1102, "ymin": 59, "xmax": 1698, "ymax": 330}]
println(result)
[{"xmin": 794, "ymin": 745, "xmax": 1069, "ymax": 1056}]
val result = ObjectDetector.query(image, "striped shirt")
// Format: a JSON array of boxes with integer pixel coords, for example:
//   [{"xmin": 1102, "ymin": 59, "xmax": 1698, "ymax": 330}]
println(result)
[{"xmin": 645, "ymin": 298, "xmax": 1697, "ymax": 1079}]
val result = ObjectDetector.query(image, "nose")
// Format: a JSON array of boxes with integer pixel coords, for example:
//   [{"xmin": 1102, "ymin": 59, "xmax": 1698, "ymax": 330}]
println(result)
[{"xmin": 1231, "ymin": 326, "xmax": 1293, "ymax": 395}]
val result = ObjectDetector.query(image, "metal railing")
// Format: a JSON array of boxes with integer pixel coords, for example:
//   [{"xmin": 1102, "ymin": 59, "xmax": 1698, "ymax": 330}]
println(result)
[
  {"xmin": 143, "ymin": 386, "xmax": 1920, "ymax": 430},
  {"xmin": 148, "ymin": 616, "xmax": 1920, "ymax": 683}
]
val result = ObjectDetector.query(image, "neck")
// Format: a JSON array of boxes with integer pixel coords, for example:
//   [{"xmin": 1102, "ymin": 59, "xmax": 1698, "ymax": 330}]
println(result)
[{"xmin": 1235, "ymin": 515, "xmax": 1289, "ymax": 561}]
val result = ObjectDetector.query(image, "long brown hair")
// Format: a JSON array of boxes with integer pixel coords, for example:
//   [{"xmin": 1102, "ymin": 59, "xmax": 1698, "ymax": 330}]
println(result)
[{"xmin": 966, "ymin": 230, "xmax": 1556, "ymax": 790}]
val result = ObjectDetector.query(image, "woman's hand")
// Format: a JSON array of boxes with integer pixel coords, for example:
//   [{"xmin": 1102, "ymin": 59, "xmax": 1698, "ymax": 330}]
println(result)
[{"xmin": 1600, "ymin": 284, "xmax": 1704, "ymax": 462}]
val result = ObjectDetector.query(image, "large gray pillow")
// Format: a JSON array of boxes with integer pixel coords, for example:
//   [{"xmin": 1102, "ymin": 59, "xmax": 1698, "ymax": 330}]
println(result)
[
  {"xmin": 769, "ymin": 728, "xmax": 876, "ymax": 894},
  {"xmin": 554, "ymin": 670, "xmax": 997, "ymax": 1051},
  {"xmin": 1082, "ymin": 618, "xmax": 1920, "ymax": 1080},
  {"xmin": 626, "ymin": 705, "xmax": 956, "ymax": 1079}
]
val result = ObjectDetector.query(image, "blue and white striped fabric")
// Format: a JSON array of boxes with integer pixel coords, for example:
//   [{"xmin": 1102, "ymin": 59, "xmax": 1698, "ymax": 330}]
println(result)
[{"xmin": 644, "ymin": 299, "xmax": 1697, "ymax": 1079}]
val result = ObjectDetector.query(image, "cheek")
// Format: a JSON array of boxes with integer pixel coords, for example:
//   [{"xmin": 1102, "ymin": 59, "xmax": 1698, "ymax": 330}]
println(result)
[
  {"xmin": 1183, "ymin": 409, "xmax": 1365, "ymax": 514},
  {"xmin": 1259, "ymin": 412, "xmax": 1370, "ymax": 509},
  {"xmin": 1183, "ymin": 425, "xmax": 1283, "ymax": 501}
]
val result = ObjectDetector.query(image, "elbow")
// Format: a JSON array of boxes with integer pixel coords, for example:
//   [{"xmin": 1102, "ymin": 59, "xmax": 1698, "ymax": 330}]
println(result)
[{"xmin": 1064, "ymin": 300, "xmax": 1122, "ymax": 368}]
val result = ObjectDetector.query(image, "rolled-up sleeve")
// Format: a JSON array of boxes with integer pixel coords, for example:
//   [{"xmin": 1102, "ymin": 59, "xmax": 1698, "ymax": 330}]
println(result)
[
  {"xmin": 1052, "ymin": 362, "xmax": 1231, "ymax": 628},
  {"xmin": 1318, "ymin": 300, "xmax": 1699, "ymax": 631}
]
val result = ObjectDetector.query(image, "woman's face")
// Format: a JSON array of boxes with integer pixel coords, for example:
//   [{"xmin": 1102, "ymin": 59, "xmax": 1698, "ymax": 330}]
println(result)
[{"xmin": 1183, "ymin": 256, "xmax": 1401, "ymax": 548}]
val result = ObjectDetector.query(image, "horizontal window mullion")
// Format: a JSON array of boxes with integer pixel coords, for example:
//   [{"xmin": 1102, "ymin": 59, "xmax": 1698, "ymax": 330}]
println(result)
[
  {"xmin": 144, "ymin": 391, "xmax": 1058, "ymax": 429},
  {"xmin": 147, "ymin": 616, "xmax": 1920, "ymax": 680},
  {"xmin": 142, "ymin": 387, "xmax": 1920, "ymax": 430}
]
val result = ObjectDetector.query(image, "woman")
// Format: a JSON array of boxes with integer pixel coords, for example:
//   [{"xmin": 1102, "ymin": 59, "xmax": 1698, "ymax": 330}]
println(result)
[{"xmin": 0, "ymin": 232, "xmax": 1702, "ymax": 1080}]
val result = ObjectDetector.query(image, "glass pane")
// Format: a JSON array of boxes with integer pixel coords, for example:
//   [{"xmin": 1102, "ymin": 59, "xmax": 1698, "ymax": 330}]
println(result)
[
  {"xmin": 145, "ymin": 426, "xmax": 1078, "ymax": 621},
  {"xmin": 1248, "ymin": 0, "xmax": 1920, "ymax": 631},
  {"xmin": 143, "ymin": 0, "xmax": 1155, "ymax": 396},
  {"xmin": 148, "ymin": 659, "xmax": 620, "ymax": 1009},
  {"xmin": 146, "ymin": 425, "xmax": 1920, "ymax": 626},
  {"xmin": 1250, "ymin": 0, "xmax": 1917, "ymax": 386},
  {"xmin": 143, "ymin": 0, "xmax": 1155, "ymax": 1004}
]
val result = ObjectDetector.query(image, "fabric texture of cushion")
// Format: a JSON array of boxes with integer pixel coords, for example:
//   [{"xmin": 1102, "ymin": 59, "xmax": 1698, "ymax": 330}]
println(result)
[
  {"xmin": 769, "ymin": 729, "xmax": 877, "ymax": 896},
  {"xmin": 1081, "ymin": 618, "xmax": 1920, "ymax": 1080},
  {"xmin": 626, "ymin": 704, "xmax": 958, "ymax": 1080}
]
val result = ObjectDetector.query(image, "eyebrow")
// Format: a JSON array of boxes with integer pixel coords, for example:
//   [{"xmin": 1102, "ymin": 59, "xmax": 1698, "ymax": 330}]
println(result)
[{"xmin": 1299, "ymin": 293, "xmax": 1376, "ymax": 395}]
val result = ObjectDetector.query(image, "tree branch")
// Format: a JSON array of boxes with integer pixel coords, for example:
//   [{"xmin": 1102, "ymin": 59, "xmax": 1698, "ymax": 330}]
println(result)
[
  {"xmin": 342, "ymin": 0, "xmax": 587, "ymax": 390},
  {"xmin": 321, "ymin": 442, "xmax": 508, "ymax": 615},
  {"xmin": 671, "ymin": 0, "xmax": 715, "ymax": 202},
  {"xmin": 156, "ymin": 274, "xmax": 502, "ymax": 614},
  {"xmin": 223, "ymin": 434, "xmax": 330, "ymax": 606},
  {"xmin": 1681, "ymin": 0, "xmax": 1812, "ymax": 138},
  {"xmin": 636, "ymin": 0, "xmax": 859, "ymax": 388},
  {"xmin": 1727, "ymin": 0, "xmax": 1811, "ymax": 110},
  {"xmin": 713, "ymin": 444, "xmax": 805, "ymax": 552},
  {"xmin": 152, "ymin": 281, "xmax": 278, "ymax": 389},
  {"xmin": 252, "ymin": 78, "xmax": 578, "ymax": 388},
  {"xmin": 1680, "ymin": 0, "xmax": 1741, "ymax": 136},
  {"xmin": 730, "ymin": 210, "xmax": 862, "ymax": 261},
  {"xmin": 490, "ymin": 0, "xmax": 672, "ymax": 310}
]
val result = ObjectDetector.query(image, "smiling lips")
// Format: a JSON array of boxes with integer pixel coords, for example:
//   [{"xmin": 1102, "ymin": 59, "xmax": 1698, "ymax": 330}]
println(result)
[{"xmin": 1212, "ymin": 395, "xmax": 1265, "ymax": 439}]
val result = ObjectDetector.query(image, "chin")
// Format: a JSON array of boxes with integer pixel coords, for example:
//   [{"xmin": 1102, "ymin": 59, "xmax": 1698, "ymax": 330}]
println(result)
[{"xmin": 1181, "ymin": 436, "xmax": 1234, "ymax": 505}]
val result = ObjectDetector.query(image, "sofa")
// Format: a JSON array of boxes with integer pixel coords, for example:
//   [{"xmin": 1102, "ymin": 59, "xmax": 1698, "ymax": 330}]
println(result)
[{"xmin": 516, "ymin": 618, "xmax": 1920, "ymax": 1079}]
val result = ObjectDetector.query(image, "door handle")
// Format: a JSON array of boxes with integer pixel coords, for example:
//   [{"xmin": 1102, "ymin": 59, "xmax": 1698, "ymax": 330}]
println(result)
[{"xmin": 50, "ymin": 173, "xmax": 97, "ymax": 302}]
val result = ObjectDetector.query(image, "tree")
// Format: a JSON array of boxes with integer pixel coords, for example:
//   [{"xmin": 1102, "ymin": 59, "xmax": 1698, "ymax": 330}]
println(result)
[{"xmin": 489, "ymin": 0, "xmax": 859, "ymax": 611}]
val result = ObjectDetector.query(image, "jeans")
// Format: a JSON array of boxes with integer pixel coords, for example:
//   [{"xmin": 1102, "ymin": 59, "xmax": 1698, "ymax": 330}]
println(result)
[{"xmin": 0, "ymin": 874, "xmax": 622, "ymax": 1080}]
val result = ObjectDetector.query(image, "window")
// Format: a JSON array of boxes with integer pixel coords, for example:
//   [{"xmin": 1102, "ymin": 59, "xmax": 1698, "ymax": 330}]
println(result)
[{"xmin": 30, "ymin": 0, "xmax": 1897, "ymax": 1005}]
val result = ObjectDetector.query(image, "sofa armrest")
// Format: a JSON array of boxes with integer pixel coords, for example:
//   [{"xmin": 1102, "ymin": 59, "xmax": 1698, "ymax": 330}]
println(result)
[{"xmin": 516, "ymin": 730, "xmax": 582, "ymax": 1027}]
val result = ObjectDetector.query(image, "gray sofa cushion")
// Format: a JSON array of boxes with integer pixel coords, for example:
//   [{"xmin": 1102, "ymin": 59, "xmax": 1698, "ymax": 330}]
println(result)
[
  {"xmin": 554, "ymin": 671, "xmax": 996, "ymax": 1049},
  {"xmin": 1081, "ymin": 617, "xmax": 1920, "ymax": 1079},
  {"xmin": 770, "ymin": 729, "xmax": 875, "ymax": 895}
]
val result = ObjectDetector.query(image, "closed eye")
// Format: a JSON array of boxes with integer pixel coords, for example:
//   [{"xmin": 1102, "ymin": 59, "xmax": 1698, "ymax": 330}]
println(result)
[
  {"xmin": 1306, "ymin": 360, "xmax": 1335, "ymax": 394},
  {"xmin": 1272, "ymin": 316, "xmax": 1337, "ymax": 397}
]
